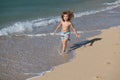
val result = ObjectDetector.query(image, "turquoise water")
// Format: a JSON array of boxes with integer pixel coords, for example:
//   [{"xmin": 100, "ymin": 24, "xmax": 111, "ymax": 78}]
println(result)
[
  {"xmin": 0, "ymin": 0, "xmax": 115, "ymax": 26},
  {"xmin": 0, "ymin": 0, "xmax": 119, "ymax": 35}
]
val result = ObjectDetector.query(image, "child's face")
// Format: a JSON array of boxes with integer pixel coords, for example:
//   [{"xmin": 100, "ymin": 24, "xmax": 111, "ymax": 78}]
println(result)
[{"xmin": 63, "ymin": 14, "xmax": 69, "ymax": 21}]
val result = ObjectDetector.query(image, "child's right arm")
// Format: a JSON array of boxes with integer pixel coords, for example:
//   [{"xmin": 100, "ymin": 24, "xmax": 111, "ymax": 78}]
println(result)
[{"xmin": 54, "ymin": 21, "xmax": 62, "ymax": 33}]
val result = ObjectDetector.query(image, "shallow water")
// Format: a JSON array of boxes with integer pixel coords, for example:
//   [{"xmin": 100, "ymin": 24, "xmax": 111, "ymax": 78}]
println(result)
[{"xmin": 0, "ymin": 35, "xmax": 74, "ymax": 80}]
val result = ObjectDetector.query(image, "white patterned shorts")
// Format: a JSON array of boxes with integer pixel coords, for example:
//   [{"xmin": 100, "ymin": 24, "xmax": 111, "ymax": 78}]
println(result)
[{"xmin": 60, "ymin": 32, "xmax": 70, "ymax": 41}]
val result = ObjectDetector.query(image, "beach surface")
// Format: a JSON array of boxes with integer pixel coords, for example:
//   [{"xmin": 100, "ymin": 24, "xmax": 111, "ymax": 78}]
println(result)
[{"xmin": 29, "ymin": 26, "xmax": 120, "ymax": 80}]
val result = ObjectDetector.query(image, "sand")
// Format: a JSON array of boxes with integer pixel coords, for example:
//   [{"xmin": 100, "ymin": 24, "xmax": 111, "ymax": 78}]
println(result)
[{"xmin": 29, "ymin": 27, "xmax": 120, "ymax": 80}]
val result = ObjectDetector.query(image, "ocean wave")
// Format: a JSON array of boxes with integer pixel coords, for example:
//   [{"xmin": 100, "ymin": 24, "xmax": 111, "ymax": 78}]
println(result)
[
  {"xmin": 0, "ymin": 21, "xmax": 33, "ymax": 36},
  {"xmin": 103, "ymin": 0, "xmax": 120, "ymax": 5},
  {"xmin": 75, "ymin": 3, "xmax": 120, "ymax": 17},
  {"xmin": 32, "ymin": 17, "xmax": 61, "ymax": 27},
  {"xmin": 0, "ymin": 1, "xmax": 120, "ymax": 36}
]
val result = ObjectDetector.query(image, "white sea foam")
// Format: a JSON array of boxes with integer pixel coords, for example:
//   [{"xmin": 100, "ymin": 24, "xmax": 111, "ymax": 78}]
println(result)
[
  {"xmin": 14, "ymin": 30, "xmax": 102, "ymax": 37},
  {"xmin": 0, "ymin": 21, "xmax": 33, "ymax": 36},
  {"xmin": 103, "ymin": 0, "xmax": 120, "ymax": 5},
  {"xmin": 32, "ymin": 17, "xmax": 61, "ymax": 27},
  {"xmin": 0, "ymin": 0, "xmax": 120, "ymax": 36},
  {"xmin": 75, "ymin": 4, "xmax": 120, "ymax": 18},
  {"xmin": 25, "ymin": 67, "xmax": 54, "ymax": 80}
]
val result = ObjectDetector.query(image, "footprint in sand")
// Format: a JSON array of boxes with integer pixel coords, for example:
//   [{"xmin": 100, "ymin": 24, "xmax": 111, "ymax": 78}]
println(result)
[
  {"xmin": 94, "ymin": 75, "xmax": 105, "ymax": 80},
  {"xmin": 113, "ymin": 52, "xmax": 120, "ymax": 55},
  {"xmin": 96, "ymin": 76, "xmax": 102, "ymax": 79},
  {"xmin": 106, "ymin": 61, "xmax": 111, "ymax": 65},
  {"xmin": 93, "ymin": 76, "xmax": 102, "ymax": 80},
  {"xmin": 113, "ymin": 52, "xmax": 117, "ymax": 54},
  {"xmin": 115, "ymin": 43, "xmax": 120, "ymax": 45},
  {"xmin": 104, "ymin": 61, "xmax": 111, "ymax": 65}
]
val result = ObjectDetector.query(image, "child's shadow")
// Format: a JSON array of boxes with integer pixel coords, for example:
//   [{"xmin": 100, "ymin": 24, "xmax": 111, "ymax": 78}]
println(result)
[{"xmin": 69, "ymin": 38, "xmax": 102, "ymax": 51}]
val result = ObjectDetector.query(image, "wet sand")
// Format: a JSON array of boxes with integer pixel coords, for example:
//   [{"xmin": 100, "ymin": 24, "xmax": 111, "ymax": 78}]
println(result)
[{"xmin": 29, "ymin": 26, "xmax": 120, "ymax": 80}]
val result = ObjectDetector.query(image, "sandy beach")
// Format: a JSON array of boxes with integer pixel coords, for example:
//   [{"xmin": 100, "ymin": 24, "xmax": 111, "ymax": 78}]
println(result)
[{"xmin": 29, "ymin": 26, "xmax": 120, "ymax": 80}]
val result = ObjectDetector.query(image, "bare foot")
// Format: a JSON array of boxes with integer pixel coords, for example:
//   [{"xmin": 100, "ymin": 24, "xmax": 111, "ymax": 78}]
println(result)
[
  {"xmin": 60, "ymin": 51, "xmax": 65, "ymax": 55},
  {"xmin": 60, "ymin": 52, "xmax": 64, "ymax": 55},
  {"xmin": 57, "ymin": 49, "xmax": 64, "ymax": 55}
]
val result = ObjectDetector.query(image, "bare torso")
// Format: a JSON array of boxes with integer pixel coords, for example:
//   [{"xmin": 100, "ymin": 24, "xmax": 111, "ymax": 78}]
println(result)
[{"xmin": 61, "ymin": 21, "xmax": 71, "ymax": 32}]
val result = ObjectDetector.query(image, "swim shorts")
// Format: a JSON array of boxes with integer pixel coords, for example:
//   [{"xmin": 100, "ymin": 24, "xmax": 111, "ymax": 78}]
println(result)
[{"xmin": 60, "ymin": 32, "xmax": 70, "ymax": 41}]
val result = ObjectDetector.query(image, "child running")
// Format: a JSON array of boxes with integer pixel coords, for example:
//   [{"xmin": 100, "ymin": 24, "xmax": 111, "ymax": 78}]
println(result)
[{"xmin": 54, "ymin": 11, "xmax": 80, "ymax": 55}]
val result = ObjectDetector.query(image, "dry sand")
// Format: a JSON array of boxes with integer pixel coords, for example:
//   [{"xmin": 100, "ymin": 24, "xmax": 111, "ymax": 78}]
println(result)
[{"xmin": 29, "ymin": 27, "xmax": 120, "ymax": 80}]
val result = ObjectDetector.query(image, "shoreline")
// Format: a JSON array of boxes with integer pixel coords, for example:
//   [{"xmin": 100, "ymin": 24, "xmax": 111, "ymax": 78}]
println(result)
[{"xmin": 28, "ymin": 26, "xmax": 120, "ymax": 80}]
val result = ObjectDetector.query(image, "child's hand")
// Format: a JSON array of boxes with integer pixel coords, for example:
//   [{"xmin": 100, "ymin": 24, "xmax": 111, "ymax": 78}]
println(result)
[
  {"xmin": 76, "ymin": 33, "xmax": 80, "ymax": 39},
  {"xmin": 53, "ymin": 32, "xmax": 56, "ymax": 35}
]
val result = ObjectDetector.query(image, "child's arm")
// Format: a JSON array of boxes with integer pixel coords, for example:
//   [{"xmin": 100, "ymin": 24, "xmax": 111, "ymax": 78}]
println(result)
[
  {"xmin": 54, "ymin": 21, "xmax": 62, "ymax": 33},
  {"xmin": 70, "ymin": 22, "xmax": 80, "ymax": 38}
]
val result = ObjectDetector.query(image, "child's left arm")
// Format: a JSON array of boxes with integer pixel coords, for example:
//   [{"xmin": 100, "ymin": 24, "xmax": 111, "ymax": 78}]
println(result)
[{"xmin": 70, "ymin": 22, "xmax": 80, "ymax": 38}]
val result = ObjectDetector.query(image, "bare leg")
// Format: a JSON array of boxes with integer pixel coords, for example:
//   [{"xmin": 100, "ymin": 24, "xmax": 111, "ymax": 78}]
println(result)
[{"xmin": 61, "ymin": 39, "xmax": 68, "ymax": 55}]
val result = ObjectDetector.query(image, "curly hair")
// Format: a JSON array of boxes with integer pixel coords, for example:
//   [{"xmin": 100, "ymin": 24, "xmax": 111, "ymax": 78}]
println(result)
[{"xmin": 61, "ymin": 11, "xmax": 74, "ymax": 21}]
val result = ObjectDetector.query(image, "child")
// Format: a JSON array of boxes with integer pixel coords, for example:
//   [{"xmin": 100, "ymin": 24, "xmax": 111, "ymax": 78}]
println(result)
[{"xmin": 54, "ymin": 11, "xmax": 80, "ymax": 55}]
